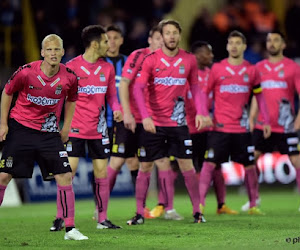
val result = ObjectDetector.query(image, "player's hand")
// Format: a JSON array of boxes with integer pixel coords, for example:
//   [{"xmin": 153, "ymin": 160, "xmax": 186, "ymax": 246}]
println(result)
[
  {"xmin": 249, "ymin": 118, "xmax": 255, "ymax": 132},
  {"xmin": 0, "ymin": 124, "xmax": 9, "ymax": 141},
  {"xmin": 113, "ymin": 110, "xmax": 123, "ymax": 122},
  {"xmin": 294, "ymin": 115, "xmax": 300, "ymax": 131},
  {"xmin": 262, "ymin": 124, "xmax": 271, "ymax": 139},
  {"xmin": 123, "ymin": 113, "xmax": 136, "ymax": 133},
  {"xmin": 195, "ymin": 115, "xmax": 213, "ymax": 130},
  {"xmin": 60, "ymin": 128, "xmax": 69, "ymax": 143},
  {"xmin": 142, "ymin": 117, "xmax": 156, "ymax": 134}
]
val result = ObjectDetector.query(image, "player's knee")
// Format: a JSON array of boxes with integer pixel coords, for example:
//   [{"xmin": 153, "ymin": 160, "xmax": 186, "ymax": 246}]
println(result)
[{"xmin": 0, "ymin": 172, "xmax": 12, "ymax": 185}]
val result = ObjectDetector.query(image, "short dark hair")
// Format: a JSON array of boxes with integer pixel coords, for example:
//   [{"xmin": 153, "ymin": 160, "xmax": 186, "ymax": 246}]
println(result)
[
  {"xmin": 228, "ymin": 30, "xmax": 247, "ymax": 44},
  {"xmin": 149, "ymin": 25, "xmax": 160, "ymax": 37},
  {"xmin": 81, "ymin": 25, "xmax": 106, "ymax": 49},
  {"xmin": 158, "ymin": 19, "xmax": 182, "ymax": 34},
  {"xmin": 268, "ymin": 30, "xmax": 285, "ymax": 41},
  {"xmin": 106, "ymin": 24, "xmax": 123, "ymax": 36},
  {"xmin": 191, "ymin": 41, "xmax": 211, "ymax": 53}
]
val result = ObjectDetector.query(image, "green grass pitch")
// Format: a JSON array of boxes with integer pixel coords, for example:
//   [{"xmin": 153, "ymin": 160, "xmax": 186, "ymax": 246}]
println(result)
[{"xmin": 1, "ymin": 188, "xmax": 300, "ymax": 249}]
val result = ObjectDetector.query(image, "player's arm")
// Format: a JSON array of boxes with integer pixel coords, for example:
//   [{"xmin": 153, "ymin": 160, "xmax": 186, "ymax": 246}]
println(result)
[
  {"xmin": 60, "ymin": 100, "xmax": 76, "ymax": 143},
  {"xmin": 293, "ymin": 65, "xmax": 300, "ymax": 130},
  {"xmin": 106, "ymin": 67, "xmax": 122, "ymax": 123},
  {"xmin": 0, "ymin": 66, "xmax": 25, "ymax": 141},
  {"xmin": 253, "ymin": 84, "xmax": 271, "ymax": 138},
  {"xmin": 189, "ymin": 57, "xmax": 212, "ymax": 130},
  {"xmin": 0, "ymin": 91, "xmax": 13, "ymax": 141},
  {"xmin": 133, "ymin": 58, "xmax": 155, "ymax": 134},
  {"xmin": 119, "ymin": 76, "xmax": 136, "ymax": 132},
  {"xmin": 249, "ymin": 96, "xmax": 258, "ymax": 132}
]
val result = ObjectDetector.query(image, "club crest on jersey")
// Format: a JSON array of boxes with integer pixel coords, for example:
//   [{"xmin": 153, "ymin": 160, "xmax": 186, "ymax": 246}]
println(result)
[
  {"xmin": 100, "ymin": 73, "xmax": 106, "ymax": 82},
  {"xmin": 278, "ymin": 70, "xmax": 284, "ymax": 78},
  {"xmin": 55, "ymin": 84, "xmax": 63, "ymax": 95},
  {"xmin": 179, "ymin": 65, "xmax": 185, "ymax": 74},
  {"xmin": 243, "ymin": 73, "xmax": 249, "ymax": 82},
  {"xmin": 6, "ymin": 156, "xmax": 13, "ymax": 168}
]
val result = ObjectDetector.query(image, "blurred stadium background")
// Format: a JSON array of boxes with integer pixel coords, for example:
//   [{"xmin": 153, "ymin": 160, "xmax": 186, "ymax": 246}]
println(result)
[{"xmin": 1, "ymin": 0, "xmax": 300, "ymax": 205}]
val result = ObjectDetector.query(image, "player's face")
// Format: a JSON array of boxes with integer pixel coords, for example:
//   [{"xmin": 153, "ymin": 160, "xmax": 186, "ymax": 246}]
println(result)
[
  {"xmin": 107, "ymin": 30, "xmax": 123, "ymax": 54},
  {"xmin": 195, "ymin": 46, "xmax": 214, "ymax": 67},
  {"xmin": 266, "ymin": 33, "xmax": 285, "ymax": 56},
  {"xmin": 227, "ymin": 37, "xmax": 246, "ymax": 59},
  {"xmin": 97, "ymin": 33, "xmax": 109, "ymax": 57},
  {"xmin": 148, "ymin": 31, "xmax": 163, "ymax": 51},
  {"xmin": 162, "ymin": 24, "xmax": 181, "ymax": 51},
  {"xmin": 41, "ymin": 39, "xmax": 64, "ymax": 66}
]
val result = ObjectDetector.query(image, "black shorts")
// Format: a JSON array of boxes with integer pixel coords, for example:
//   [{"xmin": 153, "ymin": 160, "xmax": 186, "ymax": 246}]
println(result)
[
  {"xmin": 0, "ymin": 119, "xmax": 71, "ymax": 180},
  {"xmin": 205, "ymin": 131, "xmax": 254, "ymax": 166},
  {"xmin": 111, "ymin": 121, "xmax": 139, "ymax": 158},
  {"xmin": 138, "ymin": 126, "xmax": 193, "ymax": 162},
  {"xmin": 191, "ymin": 132, "xmax": 208, "ymax": 172},
  {"xmin": 66, "ymin": 137, "xmax": 110, "ymax": 159},
  {"xmin": 253, "ymin": 129, "xmax": 299, "ymax": 155}
]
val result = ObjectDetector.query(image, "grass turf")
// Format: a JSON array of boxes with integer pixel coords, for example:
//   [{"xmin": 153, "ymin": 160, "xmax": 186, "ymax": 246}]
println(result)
[{"xmin": 0, "ymin": 188, "xmax": 300, "ymax": 249}]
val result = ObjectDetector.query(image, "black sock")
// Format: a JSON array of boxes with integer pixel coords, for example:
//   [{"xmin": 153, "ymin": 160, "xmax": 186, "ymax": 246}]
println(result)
[
  {"xmin": 131, "ymin": 170, "xmax": 139, "ymax": 192},
  {"xmin": 218, "ymin": 203, "xmax": 224, "ymax": 209},
  {"xmin": 66, "ymin": 226, "xmax": 75, "ymax": 232}
]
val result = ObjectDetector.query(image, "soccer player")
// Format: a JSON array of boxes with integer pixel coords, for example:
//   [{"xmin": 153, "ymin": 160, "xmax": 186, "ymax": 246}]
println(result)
[
  {"xmin": 56, "ymin": 25, "xmax": 122, "ymax": 230},
  {"xmin": 185, "ymin": 41, "xmax": 238, "ymax": 215},
  {"xmin": 113, "ymin": 26, "xmax": 184, "ymax": 220},
  {"xmin": 199, "ymin": 30, "xmax": 271, "ymax": 216},
  {"xmin": 127, "ymin": 19, "xmax": 211, "ymax": 225},
  {"xmin": 244, "ymin": 31, "xmax": 300, "ymax": 211},
  {"xmin": 0, "ymin": 34, "xmax": 88, "ymax": 240}
]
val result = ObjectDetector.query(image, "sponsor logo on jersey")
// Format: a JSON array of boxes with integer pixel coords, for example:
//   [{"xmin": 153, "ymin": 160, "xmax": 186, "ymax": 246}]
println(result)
[
  {"xmin": 78, "ymin": 85, "xmax": 107, "ymax": 95},
  {"xmin": 184, "ymin": 139, "xmax": 192, "ymax": 146},
  {"xmin": 71, "ymin": 128, "xmax": 79, "ymax": 133},
  {"xmin": 27, "ymin": 94, "xmax": 60, "ymax": 106},
  {"xmin": 59, "ymin": 151, "xmax": 68, "ymax": 158},
  {"xmin": 287, "ymin": 137, "xmax": 299, "ymax": 145},
  {"xmin": 154, "ymin": 77, "xmax": 186, "ymax": 86},
  {"xmin": 29, "ymin": 85, "xmax": 42, "ymax": 90},
  {"xmin": 102, "ymin": 138, "xmax": 110, "ymax": 145},
  {"xmin": 243, "ymin": 73, "xmax": 249, "ymax": 82},
  {"xmin": 261, "ymin": 80, "xmax": 287, "ymax": 89},
  {"xmin": 220, "ymin": 84, "xmax": 249, "ymax": 93}
]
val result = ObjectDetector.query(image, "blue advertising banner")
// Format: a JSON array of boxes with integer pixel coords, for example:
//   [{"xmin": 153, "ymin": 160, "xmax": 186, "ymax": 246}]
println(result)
[{"xmin": 25, "ymin": 157, "xmax": 134, "ymax": 202}]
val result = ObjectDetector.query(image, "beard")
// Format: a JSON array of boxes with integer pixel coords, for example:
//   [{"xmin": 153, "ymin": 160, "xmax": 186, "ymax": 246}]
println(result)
[
  {"xmin": 164, "ymin": 41, "xmax": 178, "ymax": 51},
  {"xmin": 268, "ymin": 49, "xmax": 280, "ymax": 56}
]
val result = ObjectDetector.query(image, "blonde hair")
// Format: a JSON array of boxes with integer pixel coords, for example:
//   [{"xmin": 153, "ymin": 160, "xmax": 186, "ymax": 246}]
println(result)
[{"xmin": 41, "ymin": 34, "xmax": 63, "ymax": 49}]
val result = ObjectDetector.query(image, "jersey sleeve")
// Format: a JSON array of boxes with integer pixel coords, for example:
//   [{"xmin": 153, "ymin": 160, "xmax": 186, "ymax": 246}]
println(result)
[
  {"xmin": 66, "ymin": 72, "xmax": 78, "ymax": 102},
  {"xmin": 187, "ymin": 55, "xmax": 198, "ymax": 86},
  {"xmin": 106, "ymin": 65, "xmax": 120, "ymax": 111},
  {"xmin": 252, "ymin": 67, "xmax": 262, "ymax": 94},
  {"xmin": 294, "ymin": 64, "xmax": 300, "ymax": 94},
  {"xmin": 122, "ymin": 50, "xmax": 146, "ymax": 81},
  {"xmin": 205, "ymin": 64, "xmax": 217, "ymax": 94},
  {"xmin": 5, "ymin": 66, "xmax": 27, "ymax": 95}
]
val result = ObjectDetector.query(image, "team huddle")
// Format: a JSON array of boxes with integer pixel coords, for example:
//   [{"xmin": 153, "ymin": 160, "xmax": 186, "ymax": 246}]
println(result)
[{"xmin": 0, "ymin": 19, "xmax": 300, "ymax": 241}]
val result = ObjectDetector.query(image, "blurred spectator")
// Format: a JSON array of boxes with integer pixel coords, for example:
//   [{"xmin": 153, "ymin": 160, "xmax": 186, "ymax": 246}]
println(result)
[
  {"xmin": 285, "ymin": 0, "xmax": 300, "ymax": 57},
  {"xmin": 244, "ymin": 39, "xmax": 264, "ymax": 64}
]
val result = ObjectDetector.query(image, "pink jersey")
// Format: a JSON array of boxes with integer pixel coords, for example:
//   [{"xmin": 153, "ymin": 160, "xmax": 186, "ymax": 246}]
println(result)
[
  {"xmin": 205, "ymin": 59, "xmax": 261, "ymax": 133},
  {"xmin": 255, "ymin": 57, "xmax": 300, "ymax": 133},
  {"xmin": 66, "ymin": 56, "xmax": 120, "ymax": 139},
  {"xmin": 121, "ymin": 47, "xmax": 151, "ymax": 123},
  {"xmin": 5, "ymin": 60, "xmax": 78, "ymax": 132},
  {"xmin": 136, "ymin": 48, "xmax": 198, "ymax": 127},
  {"xmin": 186, "ymin": 67, "xmax": 213, "ymax": 134}
]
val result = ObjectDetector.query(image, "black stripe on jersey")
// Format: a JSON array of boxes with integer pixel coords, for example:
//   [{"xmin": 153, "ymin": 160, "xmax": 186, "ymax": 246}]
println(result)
[{"xmin": 9, "ymin": 64, "xmax": 31, "ymax": 81}]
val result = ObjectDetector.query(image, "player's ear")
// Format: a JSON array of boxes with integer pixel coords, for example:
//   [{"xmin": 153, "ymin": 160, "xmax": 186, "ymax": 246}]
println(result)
[{"xmin": 41, "ymin": 49, "xmax": 45, "ymax": 58}]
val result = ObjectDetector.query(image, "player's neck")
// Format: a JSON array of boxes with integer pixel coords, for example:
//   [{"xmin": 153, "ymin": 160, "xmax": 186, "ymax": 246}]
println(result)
[
  {"xmin": 268, "ymin": 54, "xmax": 284, "ymax": 64},
  {"xmin": 227, "ymin": 56, "xmax": 243, "ymax": 66},
  {"xmin": 83, "ymin": 50, "xmax": 100, "ymax": 63},
  {"xmin": 40, "ymin": 61, "xmax": 59, "ymax": 77},
  {"xmin": 106, "ymin": 50, "xmax": 119, "ymax": 57},
  {"xmin": 162, "ymin": 46, "xmax": 179, "ymax": 57}
]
